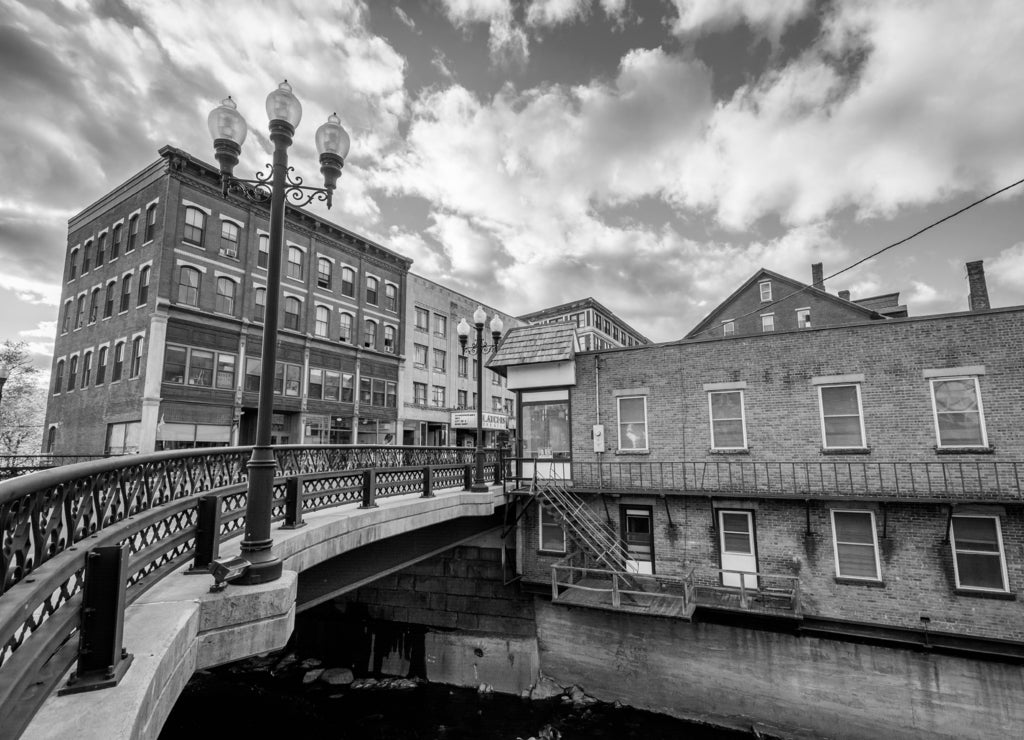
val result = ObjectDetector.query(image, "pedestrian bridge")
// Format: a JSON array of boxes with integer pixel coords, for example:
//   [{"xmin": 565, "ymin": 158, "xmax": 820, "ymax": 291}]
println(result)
[{"xmin": 0, "ymin": 445, "xmax": 508, "ymax": 740}]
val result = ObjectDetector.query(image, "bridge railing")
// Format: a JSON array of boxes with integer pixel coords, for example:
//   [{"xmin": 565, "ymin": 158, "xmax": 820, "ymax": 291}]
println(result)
[
  {"xmin": 0, "ymin": 454, "xmax": 113, "ymax": 481},
  {"xmin": 0, "ymin": 444, "xmax": 500, "ymax": 737}
]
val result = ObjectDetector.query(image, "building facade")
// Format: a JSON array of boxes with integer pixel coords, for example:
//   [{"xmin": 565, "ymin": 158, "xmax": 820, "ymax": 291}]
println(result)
[
  {"xmin": 44, "ymin": 145, "xmax": 410, "ymax": 455},
  {"xmin": 518, "ymin": 297, "xmax": 649, "ymax": 351},
  {"xmin": 400, "ymin": 274, "xmax": 523, "ymax": 447}
]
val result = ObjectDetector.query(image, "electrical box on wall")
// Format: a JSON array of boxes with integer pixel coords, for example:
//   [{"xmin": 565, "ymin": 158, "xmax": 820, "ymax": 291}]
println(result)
[{"xmin": 592, "ymin": 424, "xmax": 605, "ymax": 452}]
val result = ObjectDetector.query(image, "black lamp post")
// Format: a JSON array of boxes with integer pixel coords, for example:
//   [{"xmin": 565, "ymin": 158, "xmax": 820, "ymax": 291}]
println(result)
[
  {"xmin": 207, "ymin": 81, "xmax": 350, "ymax": 585},
  {"xmin": 0, "ymin": 365, "xmax": 9, "ymax": 424},
  {"xmin": 457, "ymin": 307, "xmax": 504, "ymax": 492}
]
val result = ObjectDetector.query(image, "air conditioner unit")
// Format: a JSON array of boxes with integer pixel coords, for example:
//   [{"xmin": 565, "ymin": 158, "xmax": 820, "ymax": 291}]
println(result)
[
  {"xmin": 340, "ymin": 335, "xmax": 348, "ymax": 343},
  {"xmin": 220, "ymin": 249, "xmax": 237, "ymax": 258}
]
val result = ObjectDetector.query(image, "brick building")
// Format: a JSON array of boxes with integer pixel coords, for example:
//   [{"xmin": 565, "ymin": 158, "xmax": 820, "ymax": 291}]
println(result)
[
  {"xmin": 44, "ymin": 145, "xmax": 410, "ymax": 454},
  {"xmin": 492, "ymin": 283, "xmax": 1024, "ymax": 649},
  {"xmin": 518, "ymin": 296, "xmax": 649, "ymax": 350}
]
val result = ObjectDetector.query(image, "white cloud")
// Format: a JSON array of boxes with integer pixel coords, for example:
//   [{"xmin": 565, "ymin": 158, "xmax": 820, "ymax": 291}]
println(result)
[
  {"xmin": 436, "ymin": 0, "xmax": 529, "ymax": 67},
  {"xmin": 0, "ymin": 275, "xmax": 61, "ymax": 307},
  {"xmin": 437, "ymin": 0, "xmax": 513, "ymax": 26},
  {"xmin": 394, "ymin": 6, "xmax": 417, "ymax": 31},
  {"xmin": 667, "ymin": 0, "xmax": 813, "ymax": 41},
  {"xmin": 19, "ymin": 320, "xmax": 56, "ymax": 339},
  {"xmin": 905, "ymin": 280, "xmax": 941, "ymax": 306},
  {"xmin": 988, "ymin": 242, "xmax": 1024, "ymax": 297},
  {"xmin": 527, "ymin": 0, "xmax": 591, "ymax": 27}
]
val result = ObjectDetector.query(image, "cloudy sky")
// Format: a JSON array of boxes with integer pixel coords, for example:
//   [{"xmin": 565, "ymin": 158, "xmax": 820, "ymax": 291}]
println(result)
[{"xmin": 2, "ymin": 0, "xmax": 1024, "ymax": 369}]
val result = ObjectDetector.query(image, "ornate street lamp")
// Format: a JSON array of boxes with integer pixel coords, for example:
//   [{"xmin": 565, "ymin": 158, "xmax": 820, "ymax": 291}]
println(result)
[
  {"xmin": 0, "ymin": 364, "xmax": 10, "ymax": 420},
  {"xmin": 207, "ymin": 81, "xmax": 350, "ymax": 585},
  {"xmin": 457, "ymin": 307, "xmax": 504, "ymax": 492}
]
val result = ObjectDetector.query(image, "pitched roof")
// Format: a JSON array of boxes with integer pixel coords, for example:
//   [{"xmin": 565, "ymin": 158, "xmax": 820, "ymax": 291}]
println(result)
[
  {"xmin": 684, "ymin": 268, "xmax": 884, "ymax": 338},
  {"xmin": 488, "ymin": 324, "xmax": 577, "ymax": 372}
]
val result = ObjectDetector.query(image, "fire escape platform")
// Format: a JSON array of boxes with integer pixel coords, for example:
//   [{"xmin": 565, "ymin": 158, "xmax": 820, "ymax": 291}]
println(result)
[{"xmin": 553, "ymin": 577, "xmax": 695, "ymax": 620}]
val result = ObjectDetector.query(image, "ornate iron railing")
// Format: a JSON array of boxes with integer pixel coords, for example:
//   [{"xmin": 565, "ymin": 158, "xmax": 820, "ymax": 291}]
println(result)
[
  {"xmin": 0, "ymin": 455, "xmax": 113, "ymax": 481},
  {"xmin": 564, "ymin": 460, "xmax": 1024, "ymax": 501},
  {"xmin": 0, "ymin": 444, "xmax": 498, "ymax": 737}
]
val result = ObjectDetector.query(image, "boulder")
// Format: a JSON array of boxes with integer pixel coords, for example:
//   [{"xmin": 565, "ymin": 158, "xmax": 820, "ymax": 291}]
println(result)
[
  {"xmin": 529, "ymin": 676, "xmax": 564, "ymax": 701},
  {"xmin": 320, "ymin": 668, "xmax": 355, "ymax": 686},
  {"xmin": 301, "ymin": 668, "xmax": 324, "ymax": 684}
]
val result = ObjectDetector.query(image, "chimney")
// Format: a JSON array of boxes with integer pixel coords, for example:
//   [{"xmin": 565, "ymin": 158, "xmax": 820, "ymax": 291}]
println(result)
[
  {"xmin": 838, "ymin": 290, "xmax": 851, "ymax": 301},
  {"xmin": 811, "ymin": 262, "xmax": 824, "ymax": 291},
  {"xmin": 966, "ymin": 260, "xmax": 990, "ymax": 311}
]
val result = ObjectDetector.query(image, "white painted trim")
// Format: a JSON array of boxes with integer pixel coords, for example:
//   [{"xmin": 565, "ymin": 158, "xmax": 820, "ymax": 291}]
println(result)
[
  {"xmin": 175, "ymin": 259, "xmax": 208, "ymax": 274},
  {"xmin": 812, "ymin": 373, "xmax": 865, "ymax": 385},
  {"xmin": 172, "ymin": 248, "xmax": 243, "ymax": 273},
  {"xmin": 285, "ymin": 241, "xmax": 307, "ymax": 252},
  {"xmin": 949, "ymin": 514, "xmax": 1009, "ymax": 593},
  {"xmin": 830, "ymin": 509, "xmax": 881, "ymax": 581},
  {"xmin": 218, "ymin": 215, "xmax": 244, "ymax": 229},
  {"xmin": 213, "ymin": 271, "xmax": 240, "ymax": 282},
  {"xmin": 923, "ymin": 366, "xmax": 986, "ymax": 378},
  {"xmin": 282, "ymin": 290, "xmax": 305, "ymax": 301},
  {"xmin": 708, "ymin": 389, "xmax": 747, "ymax": 450},
  {"xmin": 145, "ymin": 197, "xmax": 160, "ymax": 209},
  {"xmin": 703, "ymin": 381, "xmax": 747, "ymax": 391},
  {"xmin": 616, "ymin": 395, "xmax": 649, "ymax": 452},
  {"xmin": 929, "ymin": 376, "xmax": 989, "ymax": 448},
  {"xmin": 181, "ymin": 199, "xmax": 211, "ymax": 215},
  {"xmin": 818, "ymin": 383, "xmax": 867, "ymax": 449}
]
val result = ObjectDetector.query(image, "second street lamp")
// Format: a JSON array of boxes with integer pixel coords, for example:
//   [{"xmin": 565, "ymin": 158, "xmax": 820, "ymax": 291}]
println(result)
[
  {"xmin": 207, "ymin": 81, "xmax": 350, "ymax": 585},
  {"xmin": 457, "ymin": 307, "xmax": 504, "ymax": 492}
]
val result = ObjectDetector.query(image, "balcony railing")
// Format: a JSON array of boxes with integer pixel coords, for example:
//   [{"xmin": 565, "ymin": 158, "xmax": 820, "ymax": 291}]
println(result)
[{"xmin": 562, "ymin": 460, "xmax": 1024, "ymax": 501}]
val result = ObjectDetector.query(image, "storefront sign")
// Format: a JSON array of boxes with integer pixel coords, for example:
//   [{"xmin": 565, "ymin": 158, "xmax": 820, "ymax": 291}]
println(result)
[{"xmin": 450, "ymin": 411, "xmax": 507, "ymax": 430}]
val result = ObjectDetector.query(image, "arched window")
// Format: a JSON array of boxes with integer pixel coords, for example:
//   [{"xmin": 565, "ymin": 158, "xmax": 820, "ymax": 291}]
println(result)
[
  {"xmin": 254, "ymin": 287, "xmax": 266, "ymax": 322},
  {"xmin": 61, "ymin": 300, "xmax": 72, "ymax": 333},
  {"xmin": 257, "ymin": 234, "xmax": 269, "ymax": 268},
  {"xmin": 284, "ymin": 296, "xmax": 302, "ymax": 330},
  {"xmin": 137, "ymin": 266, "xmax": 150, "ymax": 306},
  {"xmin": 215, "ymin": 277, "xmax": 236, "ymax": 314},
  {"xmin": 126, "ymin": 214, "xmax": 139, "ymax": 252},
  {"xmin": 178, "ymin": 266, "xmax": 200, "ymax": 306},
  {"xmin": 129, "ymin": 336, "xmax": 144, "ymax": 378},
  {"xmin": 220, "ymin": 221, "xmax": 239, "ymax": 256},
  {"xmin": 46, "ymin": 426, "xmax": 57, "ymax": 453},
  {"xmin": 363, "ymin": 319, "xmax": 377, "ymax": 348},
  {"xmin": 104, "ymin": 281, "xmax": 116, "ymax": 318},
  {"xmin": 341, "ymin": 267, "xmax": 355, "ymax": 297},
  {"xmin": 75, "ymin": 295, "xmax": 86, "ymax": 329},
  {"xmin": 183, "ymin": 207, "xmax": 205, "ymax": 245},
  {"xmin": 82, "ymin": 350, "xmax": 93, "ymax": 386},
  {"xmin": 339, "ymin": 312, "xmax": 353, "ymax": 342},
  {"xmin": 145, "ymin": 203, "xmax": 158, "ymax": 242},
  {"xmin": 95, "ymin": 233, "xmax": 106, "ymax": 266},
  {"xmin": 384, "ymin": 325, "xmax": 396, "ymax": 353},
  {"xmin": 88, "ymin": 287, "xmax": 100, "ymax": 323},
  {"xmin": 120, "ymin": 274, "xmax": 133, "ymax": 312},
  {"xmin": 96, "ymin": 346, "xmax": 108, "ymax": 384},
  {"xmin": 317, "ymin": 258, "xmax": 332, "ymax": 289},
  {"xmin": 287, "ymin": 246, "xmax": 304, "ymax": 280},
  {"xmin": 112, "ymin": 341, "xmax": 125, "ymax": 382},
  {"xmin": 82, "ymin": 240, "xmax": 92, "ymax": 273},
  {"xmin": 111, "ymin": 224, "xmax": 122, "ymax": 259},
  {"xmin": 385, "ymin": 283, "xmax": 398, "ymax": 312},
  {"xmin": 67, "ymin": 355, "xmax": 78, "ymax": 391},
  {"xmin": 68, "ymin": 248, "xmax": 78, "ymax": 280},
  {"xmin": 366, "ymin": 276, "xmax": 378, "ymax": 305},
  {"xmin": 53, "ymin": 359, "xmax": 65, "ymax": 394},
  {"xmin": 314, "ymin": 305, "xmax": 330, "ymax": 337}
]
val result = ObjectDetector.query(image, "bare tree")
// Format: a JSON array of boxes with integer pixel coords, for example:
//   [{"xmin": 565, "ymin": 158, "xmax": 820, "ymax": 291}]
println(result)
[{"xmin": 0, "ymin": 341, "xmax": 46, "ymax": 455}]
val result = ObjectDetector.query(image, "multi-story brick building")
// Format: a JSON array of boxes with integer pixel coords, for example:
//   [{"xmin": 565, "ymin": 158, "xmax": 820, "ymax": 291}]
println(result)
[
  {"xmin": 518, "ymin": 297, "xmax": 649, "ymax": 350},
  {"xmin": 44, "ymin": 145, "xmax": 410, "ymax": 454},
  {"xmin": 492, "ymin": 270, "xmax": 1024, "ymax": 650}
]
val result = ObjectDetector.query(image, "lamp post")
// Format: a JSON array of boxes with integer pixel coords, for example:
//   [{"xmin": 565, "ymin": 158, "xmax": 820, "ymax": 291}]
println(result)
[
  {"xmin": 208, "ymin": 81, "xmax": 350, "ymax": 585},
  {"xmin": 457, "ymin": 307, "xmax": 504, "ymax": 492},
  {"xmin": 0, "ymin": 365, "xmax": 9, "ymax": 429}
]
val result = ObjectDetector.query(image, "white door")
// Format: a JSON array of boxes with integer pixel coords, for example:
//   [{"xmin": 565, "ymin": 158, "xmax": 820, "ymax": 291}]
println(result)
[{"xmin": 719, "ymin": 510, "xmax": 757, "ymax": 588}]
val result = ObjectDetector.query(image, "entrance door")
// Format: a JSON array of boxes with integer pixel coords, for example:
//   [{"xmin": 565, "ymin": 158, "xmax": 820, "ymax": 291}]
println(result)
[
  {"xmin": 718, "ymin": 510, "xmax": 757, "ymax": 588},
  {"xmin": 621, "ymin": 506, "xmax": 654, "ymax": 575}
]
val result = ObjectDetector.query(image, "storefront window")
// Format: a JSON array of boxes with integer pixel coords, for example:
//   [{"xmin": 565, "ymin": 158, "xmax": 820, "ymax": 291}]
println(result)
[{"xmin": 522, "ymin": 401, "xmax": 570, "ymax": 459}]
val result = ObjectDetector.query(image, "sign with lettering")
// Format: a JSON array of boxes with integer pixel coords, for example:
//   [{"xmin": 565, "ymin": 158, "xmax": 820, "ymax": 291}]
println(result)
[{"xmin": 451, "ymin": 411, "xmax": 507, "ymax": 430}]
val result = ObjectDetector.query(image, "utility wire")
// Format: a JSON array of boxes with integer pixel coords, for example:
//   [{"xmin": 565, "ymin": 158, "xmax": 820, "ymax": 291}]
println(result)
[{"xmin": 692, "ymin": 175, "xmax": 1024, "ymax": 339}]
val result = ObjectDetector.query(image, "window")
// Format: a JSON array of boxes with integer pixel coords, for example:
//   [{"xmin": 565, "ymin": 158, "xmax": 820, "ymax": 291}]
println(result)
[
  {"xmin": 759, "ymin": 280, "xmax": 772, "ymax": 301},
  {"xmin": 760, "ymin": 314, "xmax": 775, "ymax": 332},
  {"xmin": 81, "ymin": 351, "xmax": 92, "ymax": 386},
  {"xmin": 949, "ymin": 515, "xmax": 1008, "ymax": 592},
  {"xmin": 287, "ymin": 246, "xmax": 304, "ymax": 280},
  {"xmin": 61, "ymin": 300, "xmax": 72, "ymax": 333},
  {"xmin": 68, "ymin": 249, "xmax": 78, "ymax": 280},
  {"xmin": 458, "ymin": 389, "xmax": 468, "ymax": 407},
  {"xmin": 414, "ymin": 344, "xmax": 428, "ymax": 367},
  {"xmin": 830, "ymin": 510, "xmax": 880, "ymax": 580},
  {"xmin": 120, "ymin": 274, "xmax": 132, "ymax": 312},
  {"xmin": 386, "ymin": 381, "xmax": 397, "ymax": 408},
  {"xmin": 163, "ymin": 345, "xmax": 187, "ymax": 384},
  {"xmin": 504, "ymin": 398, "xmax": 514, "ymax": 416},
  {"xmin": 257, "ymin": 234, "xmax": 269, "ymax": 268},
  {"xmin": 82, "ymin": 241, "xmax": 92, "ymax": 273},
  {"xmin": 522, "ymin": 400, "xmax": 570, "ymax": 459},
  {"xmin": 796, "ymin": 308, "xmax": 811, "ymax": 328},
  {"xmin": 145, "ymin": 203, "xmax": 158, "ymax": 242},
  {"xmin": 492, "ymin": 396, "xmax": 503, "ymax": 412},
  {"xmin": 363, "ymin": 319, "xmax": 377, "ymax": 348},
  {"xmin": 372, "ymin": 379, "xmax": 386, "ymax": 406},
  {"xmin": 254, "ymin": 287, "xmax": 266, "ymax": 322},
  {"xmin": 618, "ymin": 396, "xmax": 648, "ymax": 451},
  {"xmin": 96, "ymin": 346, "xmax": 107, "ymax": 384},
  {"xmin": 183, "ymin": 207, "xmax": 205, "ymax": 245},
  {"xmin": 433, "ymin": 348, "xmax": 446, "ymax": 372},
  {"xmin": 359, "ymin": 377, "xmax": 372, "ymax": 404},
  {"xmin": 709, "ymin": 390, "xmax": 746, "ymax": 449},
  {"xmin": 366, "ymin": 276, "xmax": 379, "ymax": 305},
  {"xmin": 341, "ymin": 267, "xmax": 355, "ymax": 297},
  {"xmin": 106, "ymin": 421, "xmax": 140, "ymax": 455},
  {"xmin": 931, "ymin": 377, "xmax": 987, "ymax": 448},
  {"xmin": 385, "ymin": 283, "xmax": 397, "ymax": 311},
  {"xmin": 432, "ymin": 385, "xmax": 446, "ymax": 407},
  {"xmin": 214, "ymin": 277, "xmax": 236, "ymax": 315},
  {"xmin": 75, "ymin": 295, "xmax": 86, "ymax": 329},
  {"xmin": 819, "ymin": 383, "xmax": 867, "ymax": 449},
  {"xmin": 137, "ymin": 266, "xmax": 150, "ymax": 306},
  {"xmin": 491, "ymin": 371, "xmax": 500, "ymax": 386},
  {"xmin": 413, "ymin": 382, "xmax": 427, "ymax": 405},
  {"xmin": 178, "ymin": 267, "xmax": 200, "ymax": 306},
  {"xmin": 314, "ymin": 306, "xmax": 330, "ymax": 337},
  {"xmin": 95, "ymin": 233, "xmax": 106, "ymax": 266},
  {"xmin": 111, "ymin": 224, "xmax": 122, "ymax": 259},
  {"xmin": 339, "ymin": 312, "xmax": 352, "ymax": 342},
  {"xmin": 126, "ymin": 214, "xmax": 139, "ymax": 252},
  {"xmin": 323, "ymin": 370, "xmax": 340, "ymax": 401},
  {"xmin": 308, "ymin": 368, "xmax": 324, "ymax": 399},
  {"xmin": 414, "ymin": 306, "xmax": 429, "ymax": 331},
  {"xmin": 433, "ymin": 313, "xmax": 447, "ymax": 337},
  {"xmin": 67, "ymin": 355, "xmax": 78, "ymax": 391},
  {"xmin": 383, "ymin": 325, "xmax": 396, "ymax": 353},
  {"xmin": 317, "ymin": 258, "xmax": 332, "ymax": 289},
  {"xmin": 216, "ymin": 354, "xmax": 235, "ymax": 389},
  {"xmin": 284, "ymin": 296, "xmax": 301, "ymax": 331},
  {"xmin": 458, "ymin": 355, "xmax": 468, "ymax": 377},
  {"xmin": 220, "ymin": 221, "xmax": 239, "ymax": 256},
  {"xmin": 280, "ymin": 363, "xmax": 302, "ymax": 396},
  {"xmin": 540, "ymin": 507, "xmax": 566, "ymax": 553},
  {"xmin": 112, "ymin": 341, "xmax": 125, "ymax": 382},
  {"xmin": 88, "ymin": 288, "xmax": 100, "ymax": 324},
  {"xmin": 129, "ymin": 336, "xmax": 144, "ymax": 378},
  {"xmin": 104, "ymin": 282, "xmax": 115, "ymax": 318},
  {"xmin": 722, "ymin": 320, "xmax": 735, "ymax": 336},
  {"xmin": 341, "ymin": 373, "xmax": 354, "ymax": 402},
  {"xmin": 46, "ymin": 426, "xmax": 57, "ymax": 453},
  {"xmin": 53, "ymin": 359, "xmax": 64, "ymax": 394},
  {"xmin": 244, "ymin": 358, "xmax": 261, "ymax": 392}
]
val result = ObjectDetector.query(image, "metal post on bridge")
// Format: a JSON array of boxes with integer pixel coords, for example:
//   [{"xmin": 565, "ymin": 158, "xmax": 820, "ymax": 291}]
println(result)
[
  {"xmin": 281, "ymin": 476, "xmax": 307, "ymax": 529},
  {"xmin": 361, "ymin": 468, "xmax": 379, "ymax": 509},
  {"xmin": 421, "ymin": 466, "xmax": 434, "ymax": 498},
  {"xmin": 189, "ymin": 495, "xmax": 222, "ymax": 572}
]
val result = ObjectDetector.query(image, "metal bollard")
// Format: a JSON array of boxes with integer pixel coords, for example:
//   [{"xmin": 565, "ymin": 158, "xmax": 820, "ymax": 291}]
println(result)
[
  {"xmin": 421, "ymin": 466, "xmax": 434, "ymax": 498},
  {"xmin": 188, "ymin": 494, "xmax": 221, "ymax": 573},
  {"xmin": 361, "ymin": 468, "xmax": 378, "ymax": 508},
  {"xmin": 281, "ymin": 475, "xmax": 306, "ymax": 529}
]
